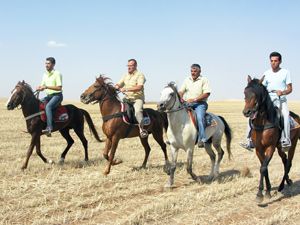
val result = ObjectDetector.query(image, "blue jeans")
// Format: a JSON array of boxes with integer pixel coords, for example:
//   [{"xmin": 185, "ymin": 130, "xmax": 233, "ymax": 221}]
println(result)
[
  {"xmin": 190, "ymin": 101, "xmax": 208, "ymax": 142},
  {"xmin": 42, "ymin": 93, "xmax": 63, "ymax": 130}
]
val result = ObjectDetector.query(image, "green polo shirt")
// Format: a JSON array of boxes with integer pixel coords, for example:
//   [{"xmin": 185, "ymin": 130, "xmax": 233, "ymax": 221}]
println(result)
[{"xmin": 41, "ymin": 70, "xmax": 62, "ymax": 95}]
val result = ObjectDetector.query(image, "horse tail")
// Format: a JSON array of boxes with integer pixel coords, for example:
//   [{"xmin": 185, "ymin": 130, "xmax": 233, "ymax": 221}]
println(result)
[
  {"xmin": 80, "ymin": 109, "xmax": 103, "ymax": 142},
  {"xmin": 218, "ymin": 115, "xmax": 232, "ymax": 160},
  {"xmin": 160, "ymin": 111, "xmax": 168, "ymax": 131},
  {"xmin": 289, "ymin": 111, "xmax": 300, "ymax": 139}
]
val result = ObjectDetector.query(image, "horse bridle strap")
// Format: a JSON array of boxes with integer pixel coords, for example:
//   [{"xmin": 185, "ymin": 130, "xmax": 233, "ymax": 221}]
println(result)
[
  {"xmin": 102, "ymin": 112, "xmax": 126, "ymax": 122},
  {"xmin": 25, "ymin": 111, "xmax": 45, "ymax": 120}
]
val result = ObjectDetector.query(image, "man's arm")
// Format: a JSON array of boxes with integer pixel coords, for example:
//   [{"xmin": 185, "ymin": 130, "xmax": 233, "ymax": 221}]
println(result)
[
  {"xmin": 277, "ymin": 83, "xmax": 292, "ymax": 96},
  {"xmin": 121, "ymin": 85, "xmax": 143, "ymax": 93},
  {"xmin": 186, "ymin": 93, "xmax": 210, "ymax": 103}
]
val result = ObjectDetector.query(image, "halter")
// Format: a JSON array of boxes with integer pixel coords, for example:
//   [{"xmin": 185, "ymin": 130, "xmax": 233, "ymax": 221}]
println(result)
[{"xmin": 162, "ymin": 84, "xmax": 188, "ymax": 113}]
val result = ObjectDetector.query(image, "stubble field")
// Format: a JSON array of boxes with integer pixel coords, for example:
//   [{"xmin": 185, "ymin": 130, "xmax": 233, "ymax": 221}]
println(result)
[{"xmin": 1, "ymin": 99, "xmax": 300, "ymax": 225}]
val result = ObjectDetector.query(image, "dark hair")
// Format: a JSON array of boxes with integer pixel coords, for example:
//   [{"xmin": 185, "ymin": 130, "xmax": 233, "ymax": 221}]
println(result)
[
  {"xmin": 128, "ymin": 58, "xmax": 137, "ymax": 66},
  {"xmin": 269, "ymin": 52, "xmax": 282, "ymax": 61},
  {"xmin": 191, "ymin": 64, "xmax": 201, "ymax": 69},
  {"xmin": 46, "ymin": 57, "xmax": 56, "ymax": 65}
]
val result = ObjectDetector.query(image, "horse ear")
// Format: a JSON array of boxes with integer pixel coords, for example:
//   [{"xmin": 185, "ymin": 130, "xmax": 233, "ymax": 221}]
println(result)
[
  {"xmin": 247, "ymin": 75, "xmax": 252, "ymax": 83},
  {"xmin": 259, "ymin": 75, "xmax": 265, "ymax": 84},
  {"xmin": 168, "ymin": 81, "xmax": 176, "ymax": 88}
]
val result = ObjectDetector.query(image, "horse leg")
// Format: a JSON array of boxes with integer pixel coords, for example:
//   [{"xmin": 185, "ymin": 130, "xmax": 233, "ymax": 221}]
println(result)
[
  {"xmin": 187, "ymin": 147, "xmax": 200, "ymax": 182},
  {"xmin": 213, "ymin": 142, "xmax": 224, "ymax": 178},
  {"xmin": 139, "ymin": 136, "xmax": 151, "ymax": 169},
  {"xmin": 103, "ymin": 137, "xmax": 120, "ymax": 175},
  {"xmin": 152, "ymin": 131, "xmax": 170, "ymax": 173},
  {"xmin": 103, "ymin": 138, "xmax": 112, "ymax": 161},
  {"xmin": 35, "ymin": 135, "xmax": 51, "ymax": 164},
  {"xmin": 74, "ymin": 127, "xmax": 89, "ymax": 161},
  {"xmin": 58, "ymin": 129, "xmax": 74, "ymax": 164},
  {"xmin": 277, "ymin": 147, "xmax": 288, "ymax": 192},
  {"xmin": 204, "ymin": 143, "xmax": 216, "ymax": 180},
  {"xmin": 165, "ymin": 145, "xmax": 178, "ymax": 188},
  {"xmin": 286, "ymin": 141, "xmax": 297, "ymax": 186},
  {"xmin": 21, "ymin": 134, "xmax": 38, "ymax": 169}
]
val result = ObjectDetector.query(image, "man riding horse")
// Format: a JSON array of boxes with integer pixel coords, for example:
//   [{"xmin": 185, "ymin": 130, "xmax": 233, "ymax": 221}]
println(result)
[
  {"xmin": 179, "ymin": 63, "xmax": 211, "ymax": 148},
  {"xmin": 36, "ymin": 57, "xmax": 63, "ymax": 137},
  {"xmin": 240, "ymin": 52, "xmax": 293, "ymax": 151},
  {"xmin": 115, "ymin": 59, "xmax": 148, "ymax": 138}
]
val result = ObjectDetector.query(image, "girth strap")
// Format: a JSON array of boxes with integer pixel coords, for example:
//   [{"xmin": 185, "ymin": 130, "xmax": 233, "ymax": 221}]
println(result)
[{"xmin": 102, "ymin": 112, "xmax": 126, "ymax": 122}]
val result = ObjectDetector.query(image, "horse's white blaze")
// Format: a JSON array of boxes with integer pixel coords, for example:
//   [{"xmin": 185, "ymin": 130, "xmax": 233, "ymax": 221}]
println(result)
[{"xmin": 6, "ymin": 88, "xmax": 17, "ymax": 107}]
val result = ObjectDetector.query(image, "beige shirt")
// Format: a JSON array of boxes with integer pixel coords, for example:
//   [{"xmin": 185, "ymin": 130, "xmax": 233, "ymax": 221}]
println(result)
[
  {"xmin": 179, "ymin": 75, "xmax": 211, "ymax": 101},
  {"xmin": 117, "ymin": 70, "xmax": 146, "ymax": 101}
]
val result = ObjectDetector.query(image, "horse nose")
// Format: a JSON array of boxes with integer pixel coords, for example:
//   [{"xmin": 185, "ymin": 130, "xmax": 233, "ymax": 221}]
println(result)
[
  {"xmin": 243, "ymin": 109, "xmax": 251, "ymax": 117},
  {"xmin": 157, "ymin": 102, "xmax": 165, "ymax": 111}
]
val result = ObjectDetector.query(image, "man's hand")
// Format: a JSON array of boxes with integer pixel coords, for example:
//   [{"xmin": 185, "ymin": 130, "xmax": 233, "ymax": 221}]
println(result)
[
  {"xmin": 276, "ymin": 90, "xmax": 284, "ymax": 96},
  {"xmin": 36, "ymin": 85, "xmax": 46, "ymax": 91},
  {"xmin": 186, "ymin": 98, "xmax": 195, "ymax": 103},
  {"xmin": 120, "ymin": 87, "xmax": 127, "ymax": 93},
  {"xmin": 114, "ymin": 84, "xmax": 120, "ymax": 90}
]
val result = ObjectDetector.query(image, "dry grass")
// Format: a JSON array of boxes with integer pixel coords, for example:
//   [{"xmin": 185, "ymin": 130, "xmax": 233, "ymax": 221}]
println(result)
[{"xmin": 1, "ymin": 100, "xmax": 300, "ymax": 225}]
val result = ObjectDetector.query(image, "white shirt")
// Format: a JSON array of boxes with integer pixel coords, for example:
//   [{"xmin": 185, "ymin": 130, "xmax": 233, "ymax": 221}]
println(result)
[{"xmin": 262, "ymin": 68, "xmax": 291, "ymax": 103}]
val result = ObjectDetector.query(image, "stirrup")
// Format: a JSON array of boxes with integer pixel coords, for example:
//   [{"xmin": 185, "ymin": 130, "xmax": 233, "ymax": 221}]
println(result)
[
  {"xmin": 42, "ymin": 128, "xmax": 52, "ymax": 137},
  {"xmin": 140, "ymin": 130, "xmax": 148, "ymax": 138}
]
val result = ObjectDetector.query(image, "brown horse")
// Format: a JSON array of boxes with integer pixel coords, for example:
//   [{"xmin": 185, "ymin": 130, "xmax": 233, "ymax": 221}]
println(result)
[
  {"xmin": 80, "ymin": 75, "xmax": 169, "ymax": 175},
  {"xmin": 6, "ymin": 81, "xmax": 102, "ymax": 169},
  {"xmin": 243, "ymin": 75, "xmax": 300, "ymax": 202}
]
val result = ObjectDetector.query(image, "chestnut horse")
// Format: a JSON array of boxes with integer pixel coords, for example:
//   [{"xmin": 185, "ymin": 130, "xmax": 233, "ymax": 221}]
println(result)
[
  {"xmin": 6, "ymin": 81, "xmax": 102, "ymax": 169},
  {"xmin": 80, "ymin": 75, "xmax": 169, "ymax": 175},
  {"xmin": 243, "ymin": 75, "xmax": 300, "ymax": 202}
]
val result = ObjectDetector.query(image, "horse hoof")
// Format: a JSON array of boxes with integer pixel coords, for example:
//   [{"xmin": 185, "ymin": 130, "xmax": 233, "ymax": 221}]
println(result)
[
  {"xmin": 287, "ymin": 179, "xmax": 293, "ymax": 186},
  {"xmin": 21, "ymin": 166, "xmax": 26, "ymax": 170},
  {"xmin": 103, "ymin": 170, "xmax": 109, "ymax": 176},
  {"xmin": 112, "ymin": 159, "xmax": 122, "ymax": 165},
  {"xmin": 265, "ymin": 191, "xmax": 272, "ymax": 199},
  {"xmin": 256, "ymin": 195, "xmax": 264, "ymax": 203},
  {"xmin": 278, "ymin": 184, "xmax": 284, "ymax": 192},
  {"xmin": 58, "ymin": 158, "xmax": 65, "ymax": 165},
  {"xmin": 164, "ymin": 182, "xmax": 173, "ymax": 189},
  {"xmin": 48, "ymin": 159, "xmax": 55, "ymax": 164}
]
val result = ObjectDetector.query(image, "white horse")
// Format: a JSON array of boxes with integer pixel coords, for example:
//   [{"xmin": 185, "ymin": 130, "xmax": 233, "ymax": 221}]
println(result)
[{"xmin": 157, "ymin": 82, "xmax": 232, "ymax": 187}]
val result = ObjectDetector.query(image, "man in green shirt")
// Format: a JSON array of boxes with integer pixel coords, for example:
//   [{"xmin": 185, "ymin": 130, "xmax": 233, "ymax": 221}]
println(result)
[{"xmin": 36, "ymin": 57, "xmax": 63, "ymax": 136}]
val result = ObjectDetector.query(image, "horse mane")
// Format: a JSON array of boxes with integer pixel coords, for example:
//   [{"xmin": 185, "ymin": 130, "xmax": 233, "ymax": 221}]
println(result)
[
  {"xmin": 246, "ymin": 78, "xmax": 277, "ymax": 123},
  {"xmin": 95, "ymin": 75, "xmax": 118, "ymax": 98},
  {"xmin": 18, "ymin": 81, "xmax": 35, "ymax": 97}
]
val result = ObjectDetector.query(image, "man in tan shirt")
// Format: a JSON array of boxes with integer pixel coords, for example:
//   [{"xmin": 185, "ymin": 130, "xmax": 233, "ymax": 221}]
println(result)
[
  {"xmin": 115, "ymin": 59, "xmax": 148, "ymax": 138},
  {"xmin": 179, "ymin": 64, "xmax": 211, "ymax": 147}
]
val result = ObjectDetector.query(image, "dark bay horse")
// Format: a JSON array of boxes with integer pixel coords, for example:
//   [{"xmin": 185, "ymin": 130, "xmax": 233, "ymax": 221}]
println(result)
[
  {"xmin": 6, "ymin": 81, "xmax": 102, "ymax": 169},
  {"xmin": 243, "ymin": 75, "xmax": 300, "ymax": 202},
  {"xmin": 80, "ymin": 75, "xmax": 169, "ymax": 175}
]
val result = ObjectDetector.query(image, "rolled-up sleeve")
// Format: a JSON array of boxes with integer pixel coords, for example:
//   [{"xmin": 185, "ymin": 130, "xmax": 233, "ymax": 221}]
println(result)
[
  {"xmin": 137, "ymin": 73, "xmax": 145, "ymax": 85},
  {"xmin": 202, "ymin": 78, "xmax": 211, "ymax": 94}
]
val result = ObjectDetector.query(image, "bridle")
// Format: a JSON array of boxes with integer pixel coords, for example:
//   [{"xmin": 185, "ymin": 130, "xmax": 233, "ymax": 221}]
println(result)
[{"xmin": 161, "ymin": 84, "xmax": 188, "ymax": 113}]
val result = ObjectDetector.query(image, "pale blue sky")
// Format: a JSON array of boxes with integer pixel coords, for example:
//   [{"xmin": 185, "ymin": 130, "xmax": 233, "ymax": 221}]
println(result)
[{"xmin": 1, "ymin": 0, "xmax": 299, "ymax": 101}]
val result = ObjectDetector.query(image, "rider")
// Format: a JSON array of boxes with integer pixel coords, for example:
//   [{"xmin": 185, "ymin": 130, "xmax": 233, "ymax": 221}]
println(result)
[
  {"xmin": 36, "ymin": 57, "xmax": 63, "ymax": 136},
  {"xmin": 179, "ymin": 64, "xmax": 211, "ymax": 148},
  {"xmin": 240, "ymin": 52, "xmax": 292, "ymax": 150},
  {"xmin": 114, "ymin": 59, "xmax": 148, "ymax": 138}
]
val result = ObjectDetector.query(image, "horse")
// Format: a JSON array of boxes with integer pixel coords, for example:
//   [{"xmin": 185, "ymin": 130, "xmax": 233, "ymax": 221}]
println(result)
[
  {"xmin": 157, "ymin": 82, "xmax": 232, "ymax": 187},
  {"xmin": 80, "ymin": 75, "xmax": 169, "ymax": 175},
  {"xmin": 6, "ymin": 81, "xmax": 102, "ymax": 169},
  {"xmin": 243, "ymin": 75, "xmax": 300, "ymax": 202}
]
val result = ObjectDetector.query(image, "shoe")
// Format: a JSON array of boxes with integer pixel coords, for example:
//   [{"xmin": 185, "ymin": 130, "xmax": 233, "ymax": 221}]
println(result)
[
  {"xmin": 281, "ymin": 138, "xmax": 291, "ymax": 149},
  {"xmin": 197, "ymin": 141, "xmax": 205, "ymax": 148},
  {"xmin": 140, "ymin": 129, "xmax": 148, "ymax": 138},
  {"xmin": 42, "ymin": 127, "xmax": 52, "ymax": 137},
  {"xmin": 239, "ymin": 139, "xmax": 254, "ymax": 151}
]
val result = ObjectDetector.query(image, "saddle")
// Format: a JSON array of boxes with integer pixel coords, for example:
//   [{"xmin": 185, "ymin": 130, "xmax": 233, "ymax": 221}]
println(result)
[
  {"xmin": 121, "ymin": 99, "xmax": 151, "ymax": 126},
  {"xmin": 275, "ymin": 107, "xmax": 299, "ymax": 130},
  {"xmin": 187, "ymin": 108, "xmax": 217, "ymax": 131},
  {"xmin": 39, "ymin": 102, "xmax": 69, "ymax": 123}
]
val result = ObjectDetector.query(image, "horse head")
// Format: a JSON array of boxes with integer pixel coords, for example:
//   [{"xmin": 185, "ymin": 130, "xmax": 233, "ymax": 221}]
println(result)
[
  {"xmin": 157, "ymin": 82, "xmax": 180, "ymax": 112},
  {"xmin": 6, "ymin": 80, "xmax": 33, "ymax": 110},
  {"xmin": 243, "ymin": 75, "xmax": 268, "ymax": 119},
  {"xmin": 80, "ymin": 75, "xmax": 117, "ymax": 104}
]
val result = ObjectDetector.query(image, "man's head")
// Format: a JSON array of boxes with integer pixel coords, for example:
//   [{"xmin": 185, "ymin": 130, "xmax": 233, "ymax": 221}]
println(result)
[
  {"xmin": 190, "ymin": 64, "xmax": 201, "ymax": 80},
  {"xmin": 45, "ymin": 57, "xmax": 56, "ymax": 72},
  {"xmin": 269, "ymin": 52, "xmax": 282, "ymax": 72},
  {"xmin": 127, "ymin": 59, "xmax": 137, "ymax": 74}
]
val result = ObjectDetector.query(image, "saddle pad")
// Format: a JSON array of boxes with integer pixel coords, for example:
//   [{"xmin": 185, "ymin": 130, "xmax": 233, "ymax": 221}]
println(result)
[
  {"xmin": 121, "ymin": 103, "xmax": 151, "ymax": 126},
  {"xmin": 39, "ymin": 103, "xmax": 69, "ymax": 123}
]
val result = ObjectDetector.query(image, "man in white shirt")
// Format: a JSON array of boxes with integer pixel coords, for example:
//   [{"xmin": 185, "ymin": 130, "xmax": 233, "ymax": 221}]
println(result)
[{"xmin": 240, "ymin": 52, "xmax": 293, "ymax": 150}]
